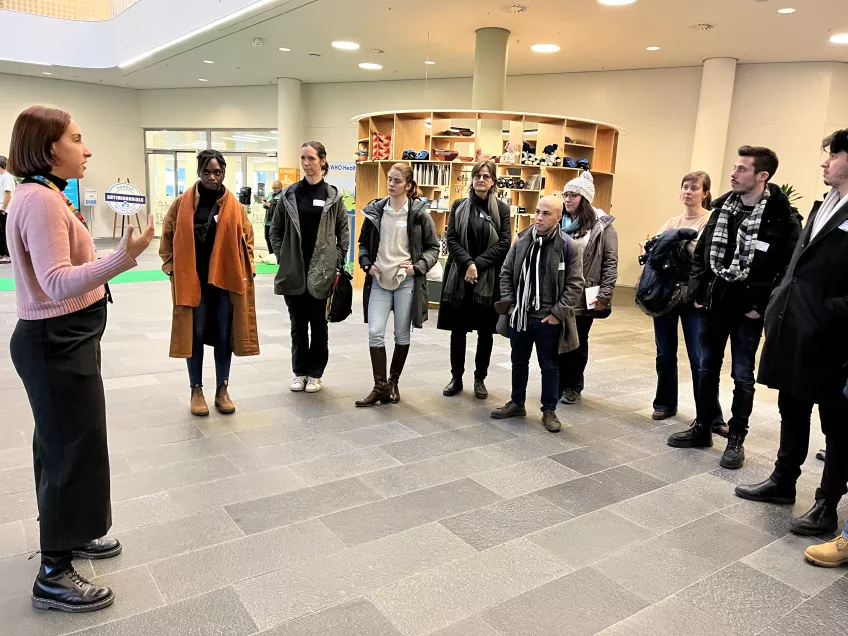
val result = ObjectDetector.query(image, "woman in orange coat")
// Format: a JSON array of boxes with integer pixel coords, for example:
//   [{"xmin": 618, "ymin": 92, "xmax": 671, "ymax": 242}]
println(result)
[{"xmin": 160, "ymin": 150, "xmax": 259, "ymax": 416}]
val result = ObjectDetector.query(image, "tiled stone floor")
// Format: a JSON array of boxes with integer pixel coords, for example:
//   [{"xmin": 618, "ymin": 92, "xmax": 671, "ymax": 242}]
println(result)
[{"xmin": 1, "ymin": 241, "xmax": 846, "ymax": 635}]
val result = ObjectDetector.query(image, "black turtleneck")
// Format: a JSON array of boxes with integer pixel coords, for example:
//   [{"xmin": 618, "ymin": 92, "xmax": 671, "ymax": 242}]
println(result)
[
  {"xmin": 25, "ymin": 173, "xmax": 69, "ymax": 192},
  {"xmin": 194, "ymin": 184, "xmax": 222, "ymax": 285},
  {"xmin": 294, "ymin": 178, "xmax": 329, "ymax": 269}
]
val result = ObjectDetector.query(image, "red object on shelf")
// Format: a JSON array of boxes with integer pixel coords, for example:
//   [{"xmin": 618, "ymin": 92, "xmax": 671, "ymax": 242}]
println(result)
[{"xmin": 372, "ymin": 132, "xmax": 392, "ymax": 161}]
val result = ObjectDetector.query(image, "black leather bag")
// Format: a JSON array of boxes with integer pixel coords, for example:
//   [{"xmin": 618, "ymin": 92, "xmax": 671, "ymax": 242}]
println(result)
[{"xmin": 326, "ymin": 270, "xmax": 353, "ymax": 323}]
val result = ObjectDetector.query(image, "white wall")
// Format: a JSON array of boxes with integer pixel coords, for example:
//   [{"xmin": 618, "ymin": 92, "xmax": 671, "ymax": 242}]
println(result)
[
  {"xmin": 0, "ymin": 73, "xmax": 144, "ymax": 238},
  {"xmin": 138, "ymin": 86, "xmax": 277, "ymax": 129}
]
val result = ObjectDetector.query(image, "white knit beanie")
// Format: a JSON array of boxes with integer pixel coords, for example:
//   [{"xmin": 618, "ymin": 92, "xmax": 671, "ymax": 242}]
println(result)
[{"xmin": 563, "ymin": 170, "xmax": 595, "ymax": 204}]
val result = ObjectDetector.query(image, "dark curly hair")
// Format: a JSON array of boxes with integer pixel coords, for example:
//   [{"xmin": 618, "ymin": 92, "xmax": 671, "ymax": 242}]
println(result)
[
  {"xmin": 823, "ymin": 129, "xmax": 848, "ymax": 155},
  {"xmin": 196, "ymin": 149, "xmax": 226, "ymax": 176}
]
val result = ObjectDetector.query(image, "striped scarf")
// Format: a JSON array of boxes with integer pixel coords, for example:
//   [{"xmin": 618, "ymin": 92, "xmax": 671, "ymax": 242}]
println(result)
[
  {"xmin": 709, "ymin": 187, "xmax": 770, "ymax": 283},
  {"xmin": 511, "ymin": 227, "xmax": 554, "ymax": 332}
]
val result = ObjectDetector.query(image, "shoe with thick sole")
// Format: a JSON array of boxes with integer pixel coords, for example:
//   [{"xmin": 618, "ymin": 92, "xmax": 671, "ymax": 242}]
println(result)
[
  {"xmin": 667, "ymin": 421, "xmax": 712, "ymax": 448},
  {"xmin": 290, "ymin": 375, "xmax": 307, "ymax": 392},
  {"xmin": 443, "ymin": 377, "xmax": 463, "ymax": 397},
  {"xmin": 734, "ymin": 477, "xmax": 796, "ymax": 505},
  {"xmin": 491, "ymin": 401, "xmax": 527, "ymax": 420},
  {"xmin": 791, "ymin": 500, "xmax": 839, "ymax": 535},
  {"xmin": 805, "ymin": 535, "xmax": 848, "ymax": 567},
  {"xmin": 71, "ymin": 538, "xmax": 122, "ymax": 560}
]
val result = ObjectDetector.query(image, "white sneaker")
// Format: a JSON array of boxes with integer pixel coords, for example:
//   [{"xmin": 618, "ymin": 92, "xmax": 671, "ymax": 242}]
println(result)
[
  {"xmin": 290, "ymin": 375, "xmax": 307, "ymax": 392},
  {"xmin": 305, "ymin": 377, "xmax": 323, "ymax": 393}
]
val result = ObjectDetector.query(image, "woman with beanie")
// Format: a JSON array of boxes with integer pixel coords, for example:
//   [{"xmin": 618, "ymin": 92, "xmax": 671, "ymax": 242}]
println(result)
[
  {"xmin": 356, "ymin": 163, "xmax": 440, "ymax": 406},
  {"xmin": 160, "ymin": 149, "xmax": 260, "ymax": 417},
  {"xmin": 439, "ymin": 160, "xmax": 511, "ymax": 399},
  {"xmin": 263, "ymin": 179, "xmax": 283, "ymax": 254},
  {"xmin": 649, "ymin": 171, "xmax": 726, "ymax": 429},
  {"xmin": 558, "ymin": 170, "xmax": 619, "ymax": 404},
  {"xmin": 7, "ymin": 105, "xmax": 155, "ymax": 611},
  {"xmin": 270, "ymin": 141, "xmax": 349, "ymax": 394}
]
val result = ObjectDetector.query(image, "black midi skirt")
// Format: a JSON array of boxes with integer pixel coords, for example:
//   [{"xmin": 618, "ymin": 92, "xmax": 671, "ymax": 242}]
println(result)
[{"xmin": 10, "ymin": 297, "xmax": 111, "ymax": 552}]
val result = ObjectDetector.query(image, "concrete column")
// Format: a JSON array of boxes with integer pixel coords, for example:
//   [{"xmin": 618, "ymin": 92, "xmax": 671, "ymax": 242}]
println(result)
[
  {"xmin": 277, "ymin": 78, "xmax": 302, "ymax": 178},
  {"xmin": 690, "ymin": 57, "xmax": 737, "ymax": 182},
  {"xmin": 471, "ymin": 27, "xmax": 510, "ymax": 157}
]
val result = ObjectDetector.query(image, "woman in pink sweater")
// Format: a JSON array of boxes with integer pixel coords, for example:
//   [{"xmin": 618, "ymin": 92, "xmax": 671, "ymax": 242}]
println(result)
[{"xmin": 6, "ymin": 105, "xmax": 154, "ymax": 613}]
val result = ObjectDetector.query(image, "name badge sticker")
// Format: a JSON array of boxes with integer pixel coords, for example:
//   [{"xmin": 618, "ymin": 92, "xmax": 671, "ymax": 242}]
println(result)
[
  {"xmin": 313, "ymin": 199, "xmax": 326, "ymax": 207},
  {"xmin": 838, "ymin": 220, "xmax": 848, "ymax": 232},
  {"xmin": 755, "ymin": 240, "xmax": 770, "ymax": 252},
  {"xmin": 397, "ymin": 220, "xmax": 408, "ymax": 228},
  {"xmin": 558, "ymin": 262, "xmax": 566, "ymax": 271}
]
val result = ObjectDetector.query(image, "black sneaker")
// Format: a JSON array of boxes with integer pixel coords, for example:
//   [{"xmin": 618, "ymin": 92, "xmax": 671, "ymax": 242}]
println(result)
[
  {"xmin": 542, "ymin": 411, "xmax": 562, "ymax": 433},
  {"xmin": 667, "ymin": 420, "xmax": 713, "ymax": 448},
  {"xmin": 491, "ymin": 401, "xmax": 527, "ymax": 420},
  {"xmin": 720, "ymin": 431, "xmax": 746, "ymax": 469},
  {"xmin": 559, "ymin": 389, "xmax": 581, "ymax": 405}
]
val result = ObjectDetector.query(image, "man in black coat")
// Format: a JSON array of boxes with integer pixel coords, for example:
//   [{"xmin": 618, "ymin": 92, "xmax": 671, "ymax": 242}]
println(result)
[
  {"xmin": 736, "ymin": 130, "xmax": 848, "ymax": 551},
  {"xmin": 667, "ymin": 146, "xmax": 802, "ymax": 470}
]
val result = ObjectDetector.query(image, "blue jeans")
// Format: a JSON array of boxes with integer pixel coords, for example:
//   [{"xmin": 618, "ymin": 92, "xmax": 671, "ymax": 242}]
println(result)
[
  {"xmin": 697, "ymin": 311, "xmax": 764, "ymax": 433},
  {"xmin": 510, "ymin": 318, "xmax": 560, "ymax": 413},
  {"xmin": 653, "ymin": 304, "xmax": 724, "ymax": 425},
  {"xmin": 187, "ymin": 285, "xmax": 233, "ymax": 388},
  {"xmin": 843, "ymin": 521, "xmax": 848, "ymax": 540},
  {"xmin": 367, "ymin": 276, "xmax": 414, "ymax": 348}
]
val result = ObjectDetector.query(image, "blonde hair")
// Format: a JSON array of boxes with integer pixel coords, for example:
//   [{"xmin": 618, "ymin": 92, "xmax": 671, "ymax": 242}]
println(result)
[
  {"xmin": 389, "ymin": 163, "xmax": 419, "ymax": 198},
  {"xmin": 681, "ymin": 171, "xmax": 712, "ymax": 209}
]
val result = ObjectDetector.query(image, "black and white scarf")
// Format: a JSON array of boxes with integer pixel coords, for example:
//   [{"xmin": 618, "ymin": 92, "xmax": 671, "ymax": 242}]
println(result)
[
  {"xmin": 511, "ymin": 228, "xmax": 554, "ymax": 332},
  {"xmin": 709, "ymin": 187, "xmax": 770, "ymax": 283}
]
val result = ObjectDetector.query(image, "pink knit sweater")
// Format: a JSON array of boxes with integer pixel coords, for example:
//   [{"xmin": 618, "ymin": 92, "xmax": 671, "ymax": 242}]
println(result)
[{"xmin": 7, "ymin": 182, "xmax": 137, "ymax": 320}]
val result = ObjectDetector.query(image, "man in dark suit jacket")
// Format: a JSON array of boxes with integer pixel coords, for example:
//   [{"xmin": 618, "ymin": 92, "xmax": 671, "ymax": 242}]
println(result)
[{"xmin": 736, "ymin": 129, "xmax": 848, "ymax": 563}]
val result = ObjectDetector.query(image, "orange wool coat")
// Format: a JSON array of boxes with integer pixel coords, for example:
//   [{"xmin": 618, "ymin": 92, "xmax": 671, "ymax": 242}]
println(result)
[{"xmin": 159, "ymin": 183, "xmax": 259, "ymax": 358}]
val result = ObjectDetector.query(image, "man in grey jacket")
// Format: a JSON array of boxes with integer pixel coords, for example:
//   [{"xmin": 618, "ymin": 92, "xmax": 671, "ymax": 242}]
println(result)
[{"xmin": 493, "ymin": 195, "xmax": 584, "ymax": 432}]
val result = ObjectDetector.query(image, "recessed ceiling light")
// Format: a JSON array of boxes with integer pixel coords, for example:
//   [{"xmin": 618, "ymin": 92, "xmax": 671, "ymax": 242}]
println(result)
[
  {"xmin": 203, "ymin": 60, "xmax": 214, "ymax": 64},
  {"xmin": 831, "ymin": 33, "xmax": 848, "ymax": 44},
  {"xmin": 598, "ymin": 0, "xmax": 637, "ymax": 5},
  {"xmin": 332, "ymin": 41, "xmax": 360, "ymax": 50},
  {"xmin": 424, "ymin": 60, "xmax": 436, "ymax": 65},
  {"xmin": 198, "ymin": 78, "xmax": 208, "ymax": 82},
  {"xmin": 359, "ymin": 62, "xmax": 382, "ymax": 70},
  {"xmin": 777, "ymin": 8, "xmax": 796, "ymax": 13},
  {"xmin": 531, "ymin": 44, "xmax": 561, "ymax": 53},
  {"xmin": 279, "ymin": 47, "xmax": 291, "ymax": 52},
  {"xmin": 646, "ymin": 46, "xmax": 661, "ymax": 51},
  {"xmin": 42, "ymin": 71, "xmax": 52, "ymax": 75}
]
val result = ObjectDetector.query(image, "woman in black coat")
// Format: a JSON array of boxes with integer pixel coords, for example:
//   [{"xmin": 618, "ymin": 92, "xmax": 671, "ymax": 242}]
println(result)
[{"xmin": 439, "ymin": 160, "xmax": 512, "ymax": 399}]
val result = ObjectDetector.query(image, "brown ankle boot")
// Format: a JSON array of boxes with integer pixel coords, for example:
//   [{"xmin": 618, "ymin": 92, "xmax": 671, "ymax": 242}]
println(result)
[
  {"xmin": 190, "ymin": 386, "xmax": 209, "ymax": 417},
  {"xmin": 388, "ymin": 344, "xmax": 410, "ymax": 404},
  {"xmin": 355, "ymin": 347, "xmax": 390, "ymax": 407},
  {"xmin": 214, "ymin": 382, "xmax": 236, "ymax": 414}
]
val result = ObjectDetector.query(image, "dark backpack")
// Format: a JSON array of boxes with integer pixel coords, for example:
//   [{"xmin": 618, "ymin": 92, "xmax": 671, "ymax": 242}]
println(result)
[
  {"xmin": 635, "ymin": 228, "xmax": 698, "ymax": 317},
  {"xmin": 326, "ymin": 270, "xmax": 353, "ymax": 323}
]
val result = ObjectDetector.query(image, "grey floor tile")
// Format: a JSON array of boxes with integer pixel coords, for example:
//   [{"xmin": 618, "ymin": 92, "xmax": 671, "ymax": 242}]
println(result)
[
  {"xmin": 111, "ymin": 455, "xmax": 240, "ymax": 501},
  {"xmin": 595, "ymin": 596, "xmax": 741, "ymax": 636},
  {"xmin": 426, "ymin": 615, "xmax": 501, "ymax": 636},
  {"xmin": 470, "ymin": 457, "xmax": 583, "ymax": 499},
  {"xmin": 678, "ymin": 561, "xmax": 808, "ymax": 635},
  {"xmin": 108, "ymin": 422, "xmax": 203, "ymax": 453},
  {"xmin": 0, "ymin": 446, "xmax": 32, "ymax": 472},
  {"xmin": 225, "ymin": 435, "xmax": 358, "ymax": 473},
  {"xmin": 288, "ymin": 447, "xmax": 401, "ymax": 486},
  {"xmin": 235, "ymin": 523, "xmax": 475, "ymax": 630},
  {"xmin": 259, "ymin": 598, "xmax": 402, "ymax": 636},
  {"xmin": 122, "ymin": 433, "xmax": 247, "ymax": 471},
  {"xmin": 742, "ymin": 533, "xmax": 846, "ymax": 595},
  {"xmin": 0, "ymin": 490, "xmax": 37, "ymax": 524},
  {"xmin": 149, "ymin": 518, "xmax": 344, "ymax": 603},
  {"xmin": 721, "ymin": 499, "xmax": 817, "ymax": 539},
  {"xmin": 770, "ymin": 577, "xmax": 848, "ymax": 636},
  {"xmin": 92, "ymin": 508, "xmax": 244, "ymax": 575},
  {"xmin": 550, "ymin": 440, "xmax": 650, "ymax": 475},
  {"xmin": 617, "ymin": 425, "xmax": 688, "ymax": 456},
  {"xmin": 528, "ymin": 509, "xmax": 656, "ymax": 569},
  {"xmin": 320, "ymin": 478, "xmax": 502, "ymax": 546},
  {"xmin": 710, "ymin": 452, "xmax": 780, "ymax": 487},
  {"xmin": 440, "ymin": 494, "xmax": 573, "ymax": 550},
  {"xmin": 482, "ymin": 567, "xmax": 648, "ymax": 636},
  {"xmin": 0, "ymin": 466, "xmax": 34, "ymax": 497},
  {"xmin": 167, "ymin": 466, "xmax": 305, "ymax": 515},
  {"xmin": 110, "ymin": 492, "xmax": 182, "ymax": 533},
  {"xmin": 359, "ymin": 450, "xmax": 502, "ymax": 498},
  {"xmin": 72, "ymin": 587, "xmax": 258, "ymax": 636},
  {"xmin": 536, "ymin": 465, "xmax": 668, "ymax": 516},
  {"xmin": 627, "ymin": 448, "xmax": 720, "ymax": 483},
  {"xmin": 608, "ymin": 473, "xmax": 740, "ymax": 533},
  {"xmin": 380, "ymin": 424, "xmax": 516, "ymax": 464},
  {"xmin": 593, "ymin": 513, "xmax": 774, "ymax": 603},
  {"xmin": 224, "ymin": 477, "xmax": 382, "ymax": 535},
  {"xmin": 476, "ymin": 433, "xmax": 583, "ymax": 465},
  {"xmin": 398, "ymin": 413, "xmax": 476, "ymax": 435},
  {"xmin": 0, "ymin": 521, "xmax": 25, "ymax": 559},
  {"xmin": 335, "ymin": 422, "xmax": 421, "ymax": 448},
  {"xmin": 235, "ymin": 415, "xmax": 363, "ymax": 449},
  {"xmin": 368, "ymin": 538, "xmax": 568, "ymax": 636}
]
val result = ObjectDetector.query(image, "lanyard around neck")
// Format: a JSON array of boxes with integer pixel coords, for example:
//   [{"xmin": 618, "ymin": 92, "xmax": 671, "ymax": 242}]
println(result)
[{"xmin": 31, "ymin": 175, "xmax": 88, "ymax": 229}]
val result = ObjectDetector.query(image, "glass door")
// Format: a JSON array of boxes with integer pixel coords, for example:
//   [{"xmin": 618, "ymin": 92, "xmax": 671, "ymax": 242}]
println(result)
[
  {"xmin": 147, "ymin": 152, "xmax": 176, "ymax": 236},
  {"xmin": 246, "ymin": 155, "xmax": 279, "ymax": 238}
]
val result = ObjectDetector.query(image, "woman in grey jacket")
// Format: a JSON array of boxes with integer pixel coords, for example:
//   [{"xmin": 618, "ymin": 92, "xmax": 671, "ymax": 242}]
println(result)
[
  {"xmin": 269, "ymin": 141, "xmax": 349, "ymax": 394},
  {"xmin": 558, "ymin": 171, "xmax": 619, "ymax": 404}
]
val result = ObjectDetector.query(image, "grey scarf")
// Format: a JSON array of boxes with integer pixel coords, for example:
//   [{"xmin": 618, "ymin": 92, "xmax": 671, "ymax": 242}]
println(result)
[
  {"xmin": 709, "ymin": 187, "xmax": 770, "ymax": 283},
  {"xmin": 442, "ymin": 195, "xmax": 501, "ymax": 306}
]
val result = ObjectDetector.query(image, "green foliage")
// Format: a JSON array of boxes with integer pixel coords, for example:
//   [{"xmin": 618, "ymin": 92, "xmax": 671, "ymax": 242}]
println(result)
[{"xmin": 780, "ymin": 183, "xmax": 803, "ymax": 205}]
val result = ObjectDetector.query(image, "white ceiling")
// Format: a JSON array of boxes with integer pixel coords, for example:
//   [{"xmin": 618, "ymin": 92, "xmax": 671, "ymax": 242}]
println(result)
[{"xmin": 2, "ymin": 0, "xmax": 848, "ymax": 89}]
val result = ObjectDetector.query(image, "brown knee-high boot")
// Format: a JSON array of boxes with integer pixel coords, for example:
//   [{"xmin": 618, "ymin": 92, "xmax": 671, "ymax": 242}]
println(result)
[
  {"xmin": 388, "ymin": 344, "xmax": 410, "ymax": 404},
  {"xmin": 355, "ymin": 347, "xmax": 391, "ymax": 407}
]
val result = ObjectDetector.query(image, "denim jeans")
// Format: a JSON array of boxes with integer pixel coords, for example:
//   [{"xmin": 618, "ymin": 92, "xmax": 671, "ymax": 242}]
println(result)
[
  {"xmin": 367, "ymin": 276, "xmax": 414, "ymax": 348},
  {"xmin": 510, "ymin": 318, "xmax": 561, "ymax": 412},
  {"xmin": 697, "ymin": 311, "xmax": 764, "ymax": 433},
  {"xmin": 285, "ymin": 292, "xmax": 329, "ymax": 378},
  {"xmin": 653, "ymin": 304, "xmax": 724, "ymax": 425},
  {"xmin": 558, "ymin": 315, "xmax": 594, "ymax": 394},
  {"xmin": 450, "ymin": 330, "xmax": 494, "ymax": 380},
  {"xmin": 187, "ymin": 285, "xmax": 232, "ymax": 388}
]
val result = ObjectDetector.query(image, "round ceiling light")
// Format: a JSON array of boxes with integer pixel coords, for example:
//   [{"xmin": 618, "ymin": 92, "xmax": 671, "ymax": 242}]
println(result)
[
  {"xmin": 831, "ymin": 33, "xmax": 848, "ymax": 44},
  {"xmin": 332, "ymin": 41, "xmax": 360, "ymax": 50},
  {"xmin": 279, "ymin": 47, "xmax": 291, "ymax": 52},
  {"xmin": 359, "ymin": 62, "xmax": 383, "ymax": 70},
  {"xmin": 203, "ymin": 60, "xmax": 214, "ymax": 64},
  {"xmin": 531, "ymin": 43, "xmax": 561, "ymax": 53},
  {"xmin": 646, "ymin": 46, "xmax": 661, "ymax": 51},
  {"xmin": 598, "ymin": 0, "xmax": 637, "ymax": 5},
  {"xmin": 198, "ymin": 78, "xmax": 208, "ymax": 82},
  {"xmin": 777, "ymin": 8, "xmax": 796, "ymax": 13}
]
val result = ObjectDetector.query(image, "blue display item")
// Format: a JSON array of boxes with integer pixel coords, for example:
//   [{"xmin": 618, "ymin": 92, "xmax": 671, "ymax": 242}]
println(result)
[{"xmin": 63, "ymin": 179, "xmax": 81, "ymax": 209}]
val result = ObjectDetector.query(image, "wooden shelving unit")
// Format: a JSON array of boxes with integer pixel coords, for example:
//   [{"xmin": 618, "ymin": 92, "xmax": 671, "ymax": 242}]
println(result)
[{"xmin": 351, "ymin": 109, "xmax": 623, "ymax": 289}]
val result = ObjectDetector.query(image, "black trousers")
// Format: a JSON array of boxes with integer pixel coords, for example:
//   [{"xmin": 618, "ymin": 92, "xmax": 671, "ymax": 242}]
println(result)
[
  {"xmin": 0, "ymin": 211, "xmax": 9, "ymax": 258},
  {"xmin": 10, "ymin": 298, "xmax": 111, "ymax": 551},
  {"xmin": 774, "ymin": 390, "xmax": 848, "ymax": 504},
  {"xmin": 450, "ymin": 330, "xmax": 494, "ymax": 380},
  {"xmin": 264, "ymin": 226, "xmax": 273, "ymax": 254},
  {"xmin": 285, "ymin": 292, "xmax": 329, "ymax": 378},
  {"xmin": 558, "ymin": 316, "xmax": 595, "ymax": 394}
]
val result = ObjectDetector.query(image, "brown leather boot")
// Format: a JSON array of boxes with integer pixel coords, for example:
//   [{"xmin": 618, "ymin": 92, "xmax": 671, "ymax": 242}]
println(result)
[
  {"xmin": 214, "ymin": 381, "xmax": 236, "ymax": 414},
  {"xmin": 190, "ymin": 386, "xmax": 209, "ymax": 417},
  {"xmin": 355, "ymin": 347, "xmax": 390, "ymax": 407},
  {"xmin": 388, "ymin": 344, "xmax": 410, "ymax": 404}
]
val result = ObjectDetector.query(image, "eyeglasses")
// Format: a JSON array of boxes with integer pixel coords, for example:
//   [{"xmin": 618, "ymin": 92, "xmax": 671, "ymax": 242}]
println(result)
[
  {"xmin": 473, "ymin": 174, "xmax": 493, "ymax": 181},
  {"xmin": 563, "ymin": 192, "xmax": 580, "ymax": 199}
]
